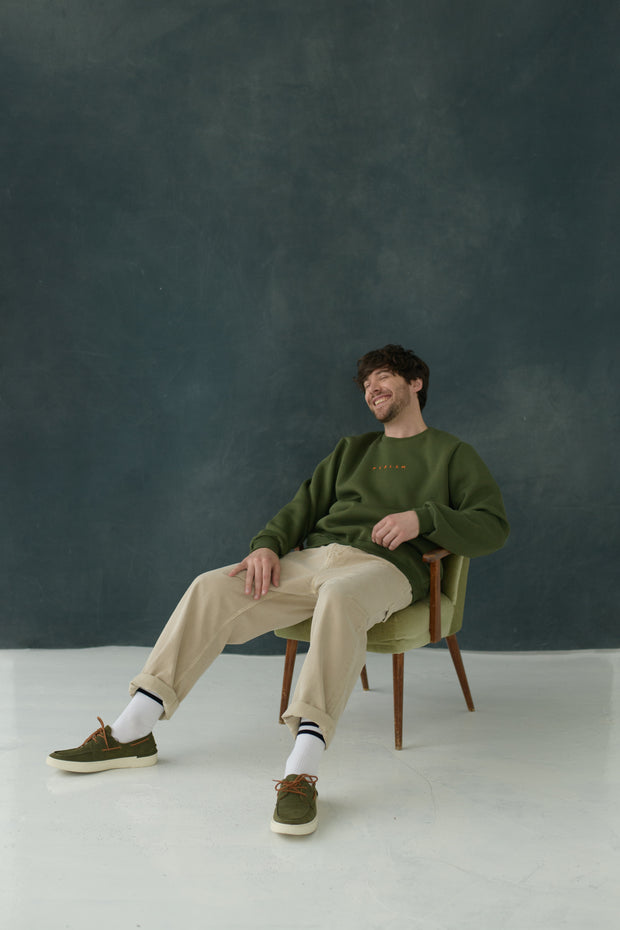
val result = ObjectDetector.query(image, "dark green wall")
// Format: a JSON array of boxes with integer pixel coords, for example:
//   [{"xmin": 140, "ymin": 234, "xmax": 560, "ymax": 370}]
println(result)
[{"xmin": 2, "ymin": 1, "xmax": 618, "ymax": 650}]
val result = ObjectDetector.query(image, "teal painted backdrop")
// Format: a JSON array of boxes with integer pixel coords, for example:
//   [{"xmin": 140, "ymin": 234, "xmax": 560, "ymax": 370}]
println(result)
[{"xmin": 2, "ymin": 1, "xmax": 618, "ymax": 649}]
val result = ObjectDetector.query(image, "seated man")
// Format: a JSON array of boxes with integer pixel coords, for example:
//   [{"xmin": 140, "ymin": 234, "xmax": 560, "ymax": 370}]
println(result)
[{"xmin": 47, "ymin": 344, "xmax": 509, "ymax": 836}]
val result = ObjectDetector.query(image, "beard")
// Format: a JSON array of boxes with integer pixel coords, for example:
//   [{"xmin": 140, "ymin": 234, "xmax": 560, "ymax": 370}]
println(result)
[{"xmin": 372, "ymin": 395, "xmax": 408, "ymax": 423}]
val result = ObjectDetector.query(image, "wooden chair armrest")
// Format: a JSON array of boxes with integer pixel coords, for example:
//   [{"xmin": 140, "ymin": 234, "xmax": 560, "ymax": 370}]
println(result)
[
  {"xmin": 422, "ymin": 548, "xmax": 451, "ymax": 564},
  {"xmin": 423, "ymin": 549, "xmax": 452, "ymax": 642}
]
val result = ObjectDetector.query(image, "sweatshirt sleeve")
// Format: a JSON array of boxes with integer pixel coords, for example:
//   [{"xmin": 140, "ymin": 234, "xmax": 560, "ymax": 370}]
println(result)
[
  {"xmin": 249, "ymin": 440, "xmax": 345, "ymax": 556},
  {"xmin": 415, "ymin": 442, "xmax": 509, "ymax": 557}
]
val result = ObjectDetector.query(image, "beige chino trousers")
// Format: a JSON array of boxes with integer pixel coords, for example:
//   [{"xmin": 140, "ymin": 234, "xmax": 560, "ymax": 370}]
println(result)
[{"xmin": 130, "ymin": 544, "xmax": 412, "ymax": 747}]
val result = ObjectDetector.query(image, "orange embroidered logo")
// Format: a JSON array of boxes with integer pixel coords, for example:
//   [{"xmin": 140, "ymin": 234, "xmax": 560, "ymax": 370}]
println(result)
[{"xmin": 371, "ymin": 465, "xmax": 407, "ymax": 471}]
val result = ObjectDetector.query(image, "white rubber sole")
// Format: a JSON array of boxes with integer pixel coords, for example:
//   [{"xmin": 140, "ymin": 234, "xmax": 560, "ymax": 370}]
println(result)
[
  {"xmin": 46, "ymin": 752, "xmax": 158, "ymax": 773},
  {"xmin": 270, "ymin": 814, "xmax": 318, "ymax": 836}
]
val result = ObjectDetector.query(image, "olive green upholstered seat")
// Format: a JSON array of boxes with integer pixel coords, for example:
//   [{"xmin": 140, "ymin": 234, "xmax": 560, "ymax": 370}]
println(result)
[{"xmin": 275, "ymin": 549, "xmax": 474, "ymax": 749}]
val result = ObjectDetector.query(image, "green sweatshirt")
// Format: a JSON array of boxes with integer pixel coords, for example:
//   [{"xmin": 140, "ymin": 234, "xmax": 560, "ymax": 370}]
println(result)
[{"xmin": 250, "ymin": 427, "xmax": 509, "ymax": 602}]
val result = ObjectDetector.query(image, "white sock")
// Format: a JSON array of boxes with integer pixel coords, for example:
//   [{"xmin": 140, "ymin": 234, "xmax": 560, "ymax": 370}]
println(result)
[
  {"xmin": 111, "ymin": 690, "xmax": 163, "ymax": 744},
  {"xmin": 284, "ymin": 720, "xmax": 326, "ymax": 778}
]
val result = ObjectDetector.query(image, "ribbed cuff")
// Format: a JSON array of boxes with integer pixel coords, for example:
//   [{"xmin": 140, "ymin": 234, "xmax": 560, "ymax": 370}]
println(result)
[
  {"xmin": 249, "ymin": 535, "xmax": 281, "ymax": 555},
  {"xmin": 416, "ymin": 503, "xmax": 435, "ymax": 537}
]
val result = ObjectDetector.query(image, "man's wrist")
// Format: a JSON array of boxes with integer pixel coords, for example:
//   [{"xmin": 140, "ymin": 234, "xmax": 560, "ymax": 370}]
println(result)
[{"xmin": 249, "ymin": 536, "xmax": 280, "ymax": 556}]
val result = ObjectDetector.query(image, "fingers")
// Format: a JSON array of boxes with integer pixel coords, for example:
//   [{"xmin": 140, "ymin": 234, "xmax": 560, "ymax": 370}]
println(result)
[
  {"xmin": 250, "ymin": 555, "xmax": 280, "ymax": 599},
  {"xmin": 250, "ymin": 559, "xmax": 270, "ymax": 599},
  {"xmin": 228, "ymin": 549, "xmax": 280, "ymax": 599},
  {"xmin": 375, "ymin": 525, "xmax": 402, "ymax": 550},
  {"xmin": 372, "ymin": 511, "xmax": 419, "ymax": 550},
  {"xmin": 383, "ymin": 519, "xmax": 405, "ymax": 550},
  {"xmin": 371, "ymin": 517, "xmax": 395, "ymax": 548},
  {"xmin": 245, "ymin": 560, "xmax": 259, "ymax": 597}
]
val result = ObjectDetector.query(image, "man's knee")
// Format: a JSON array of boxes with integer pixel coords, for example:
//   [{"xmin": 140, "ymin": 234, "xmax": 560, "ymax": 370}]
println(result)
[
  {"xmin": 181, "ymin": 565, "xmax": 246, "ymax": 607},
  {"xmin": 313, "ymin": 586, "xmax": 371, "ymax": 633}
]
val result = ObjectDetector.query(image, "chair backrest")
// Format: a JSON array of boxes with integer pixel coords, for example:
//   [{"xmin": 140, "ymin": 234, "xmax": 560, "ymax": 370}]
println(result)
[{"xmin": 442, "ymin": 554, "xmax": 470, "ymax": 636}]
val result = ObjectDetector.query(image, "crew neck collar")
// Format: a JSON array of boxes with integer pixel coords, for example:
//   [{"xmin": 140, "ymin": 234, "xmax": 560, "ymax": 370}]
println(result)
[{"xmin": 380, "ymin": 427, "xmax": 430, "ymax": 441}]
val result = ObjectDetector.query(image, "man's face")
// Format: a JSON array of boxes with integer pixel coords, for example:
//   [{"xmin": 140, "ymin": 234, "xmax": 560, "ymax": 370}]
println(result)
[{"xmin": 363, "ymin": 368, "xmax": 420, "ymax": 423}]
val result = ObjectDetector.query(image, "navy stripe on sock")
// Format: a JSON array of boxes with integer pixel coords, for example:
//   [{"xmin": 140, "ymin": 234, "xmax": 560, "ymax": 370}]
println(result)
[
  {"xmin": 136, "ymin": 687, "xmax": 164, "ymax": 707},
  {"xmin": 297, "ymin": 721, "xmax": 326, "ymax": 745}
]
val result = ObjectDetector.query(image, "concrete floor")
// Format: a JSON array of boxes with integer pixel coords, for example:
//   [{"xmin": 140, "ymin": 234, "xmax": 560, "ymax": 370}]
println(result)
[{"xmin": 2, "ymin": 646, "xmax": 619, "ymax": 929}]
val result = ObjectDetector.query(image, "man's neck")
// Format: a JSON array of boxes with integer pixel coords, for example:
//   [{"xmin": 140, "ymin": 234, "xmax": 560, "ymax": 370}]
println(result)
[{"xmin": 383, "ymin": 414, "xmax": 428, "ymax": 439}]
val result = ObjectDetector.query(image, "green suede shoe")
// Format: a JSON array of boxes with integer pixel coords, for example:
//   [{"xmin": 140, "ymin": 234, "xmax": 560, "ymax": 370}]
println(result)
[
  {"xmin": 46, "ymin": 717, "xmax": 158, "ymax": 773},
  {"xmin": 270, "ymin": 774, "xmax": 318, "ymax": 835}
]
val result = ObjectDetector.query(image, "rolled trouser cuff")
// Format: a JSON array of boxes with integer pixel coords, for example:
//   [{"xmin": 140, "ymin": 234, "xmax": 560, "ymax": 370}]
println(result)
[
  {"xmin": 129, "ymin": 673, "xmax": 179, "ymax": 721},
  {"xmin": 282, "ymin": 700, "xmax": 336, "ymax": 749}
]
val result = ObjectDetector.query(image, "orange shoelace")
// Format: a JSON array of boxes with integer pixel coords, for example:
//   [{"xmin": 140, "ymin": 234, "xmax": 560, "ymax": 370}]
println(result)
[
  {"xmin": 81, "ymin": 717, "xmax": 110, "ymax": 748},
  {"xmin": 273, "ymin": 774, "xmax": 318, "ymax": 796}
]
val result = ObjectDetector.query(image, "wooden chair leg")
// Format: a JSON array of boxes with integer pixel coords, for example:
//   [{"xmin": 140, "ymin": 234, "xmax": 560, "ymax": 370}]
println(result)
[
  {"xmin": 392, "ymin": 653, "xmax": 404, "ymax": 750},
  {"xmin": 279, "ymin": 640, "xmax": 298, "ymax": 723},
  {"xmin": 445, "ymin": 634, "xmax": 475, "ymax": 711},
  {"xmin": 360, "ymin": 664, "xmax": 369, "ymax": 691}
]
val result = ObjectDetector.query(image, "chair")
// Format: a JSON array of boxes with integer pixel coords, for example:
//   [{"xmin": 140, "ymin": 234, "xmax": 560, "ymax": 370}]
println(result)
[{"xmin": 274, "ymin": 549, "xmax": 474, "ymax": 750}]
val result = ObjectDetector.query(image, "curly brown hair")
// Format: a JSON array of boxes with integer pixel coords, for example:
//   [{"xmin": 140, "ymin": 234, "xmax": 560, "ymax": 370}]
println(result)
[{"xmin": 355, "ymin": 344, "xmax": 430, "ymax": 410}]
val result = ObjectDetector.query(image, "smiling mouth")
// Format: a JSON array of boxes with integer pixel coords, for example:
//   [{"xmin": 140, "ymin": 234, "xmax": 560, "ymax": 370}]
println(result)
[{"xmin": 373, "ymin": 395, "xmax": 391, "ymax": 407}]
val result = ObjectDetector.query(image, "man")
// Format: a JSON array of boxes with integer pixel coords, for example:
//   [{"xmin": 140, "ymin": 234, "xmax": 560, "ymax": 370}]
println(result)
[{"xmin": 47, "ymin": 345, "xmax": 509, "ymax": 836}]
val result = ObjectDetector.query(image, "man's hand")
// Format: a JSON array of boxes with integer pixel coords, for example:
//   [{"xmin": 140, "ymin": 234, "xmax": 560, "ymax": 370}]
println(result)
[
  {"xmin": 371, "ymin": 510, "xmax": 420, "ymax": 551},
  {"xmin": 228, "ymin": 548, "xmax": 281, "ymax": 600}
]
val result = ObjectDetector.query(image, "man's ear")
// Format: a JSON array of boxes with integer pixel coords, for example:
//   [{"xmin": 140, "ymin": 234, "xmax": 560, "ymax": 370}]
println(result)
[{"xmin": 409, "ymin": 377, "xmax": 423, "ymax": 395}]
